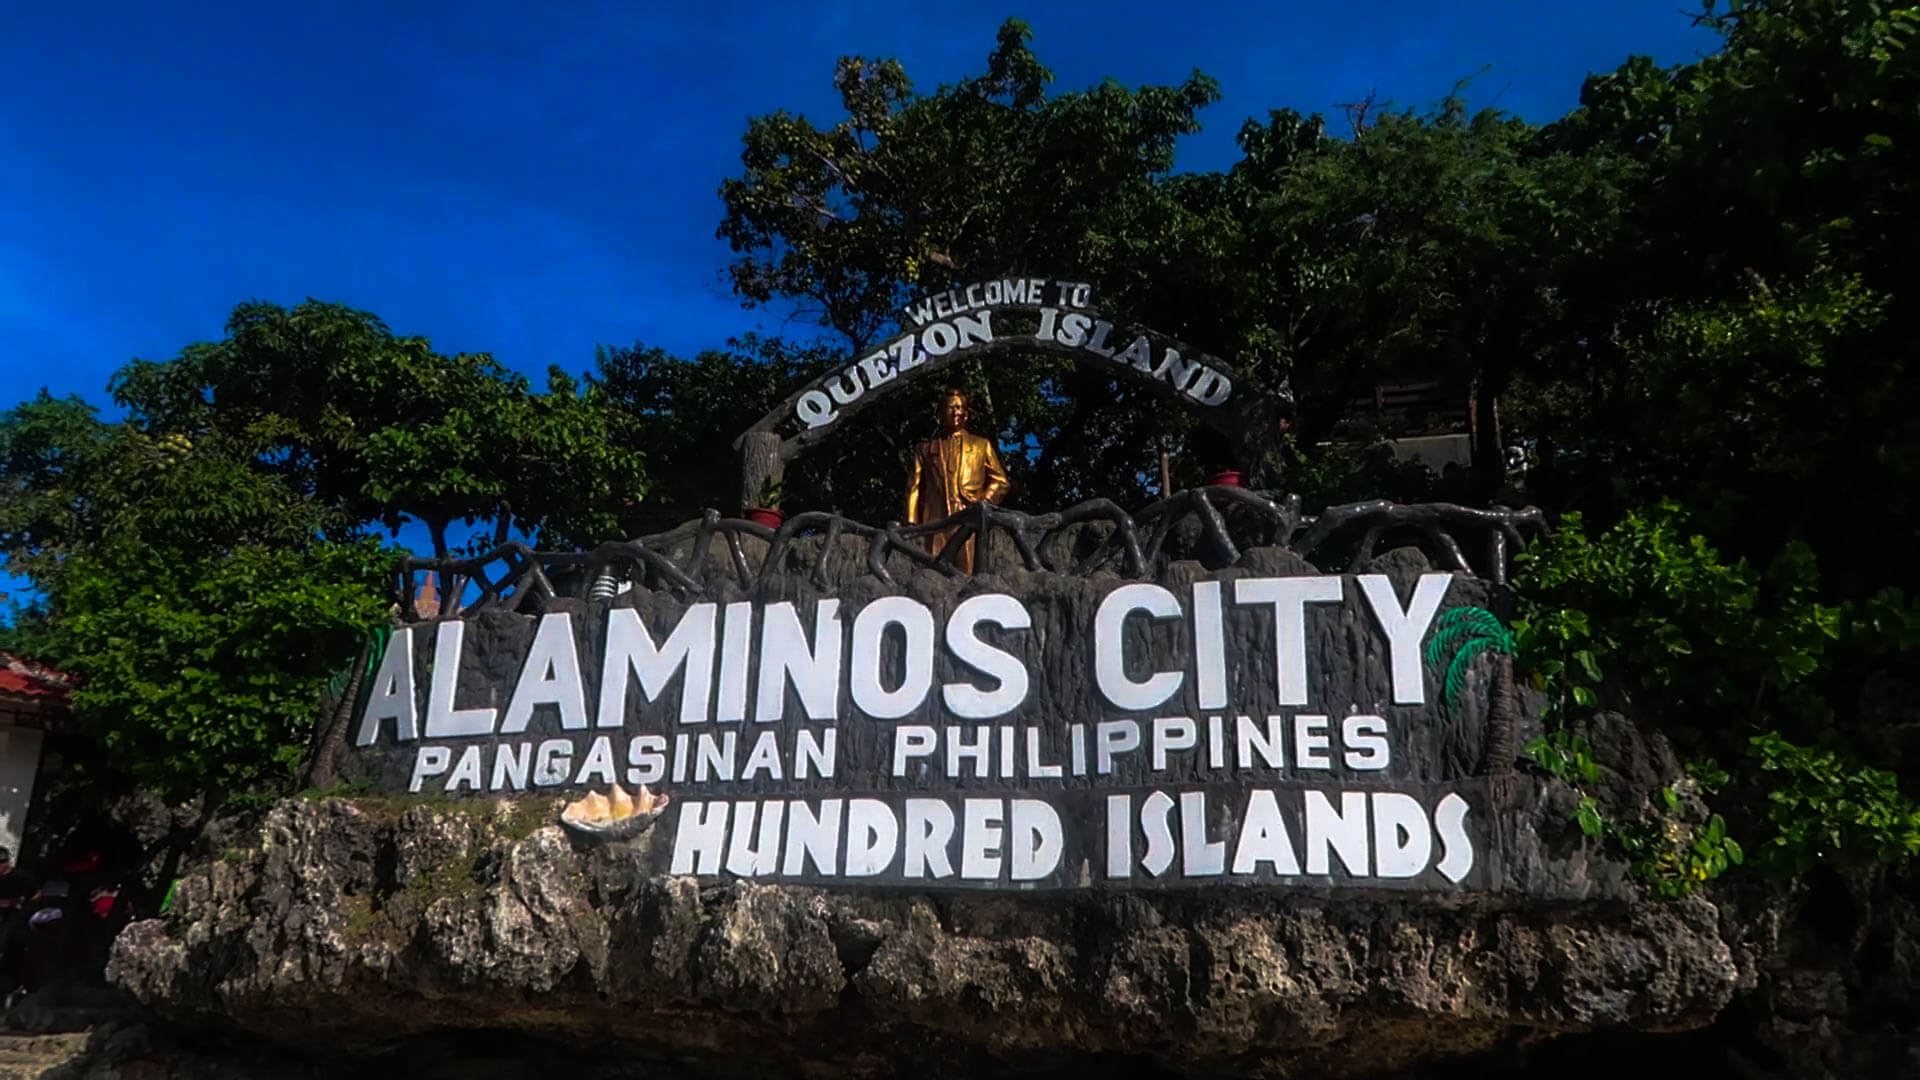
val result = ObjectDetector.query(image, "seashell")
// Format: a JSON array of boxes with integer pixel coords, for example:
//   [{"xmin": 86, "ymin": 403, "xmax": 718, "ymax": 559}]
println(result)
[
  {"xmin": 559, "ymin": 784, "xmax": 671, "ymax": 845},
  {"xmin": 561, "ymin": 791, "xmax": 612, "ymax": 828}
]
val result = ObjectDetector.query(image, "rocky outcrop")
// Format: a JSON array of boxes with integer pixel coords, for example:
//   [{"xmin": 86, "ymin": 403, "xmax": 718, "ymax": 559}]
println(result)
[{"xmin": 95, "ymin": 791, "xmax": 1749, "ymax": 1079}]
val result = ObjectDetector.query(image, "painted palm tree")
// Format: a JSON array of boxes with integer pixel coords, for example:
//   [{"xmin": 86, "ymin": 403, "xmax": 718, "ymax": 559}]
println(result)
[
  {"xmin": 1424, "ymin": 606, "xmax": 1519, "ymax": 784},
  {"xmin": 307, "ymin": 624, "xmax": 393, "ymax": 788}
]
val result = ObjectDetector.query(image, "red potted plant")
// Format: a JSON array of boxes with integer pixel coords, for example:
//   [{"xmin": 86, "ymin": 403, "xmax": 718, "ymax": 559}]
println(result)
[
  {"xmin": 1205, "ymin": 469, "xmax": 1244, "ymax": 488},
  {"xmin": 744, "ymin": 478, "xmax": 785, "ymax": 529}
]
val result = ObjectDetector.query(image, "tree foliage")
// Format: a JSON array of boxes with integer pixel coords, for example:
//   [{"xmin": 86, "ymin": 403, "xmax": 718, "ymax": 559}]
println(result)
[
  {"xmin": 113, "ymin": 300, "xmax": 648, "ymax": 557},
  {"xmin": 0, "ymin": 301, "xmax": 650, "ymax": 802},
  {"xmin": 2, "ymin": 4, "xmax": 1919, "ymax": 865},
  {"xmin": 695, "ymin": 8, "xmax": 1920, "ymax": 879}
]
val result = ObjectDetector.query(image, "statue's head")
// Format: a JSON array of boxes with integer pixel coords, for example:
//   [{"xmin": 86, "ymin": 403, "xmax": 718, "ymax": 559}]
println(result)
[{"xmin": 939, "ymin": 388, "xmax": 969, "ymax": 433}]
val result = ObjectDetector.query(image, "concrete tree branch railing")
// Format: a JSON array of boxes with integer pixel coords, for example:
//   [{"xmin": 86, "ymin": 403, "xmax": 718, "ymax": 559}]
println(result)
[{"xmin": 391, "ymin": 490, "xmax": 1548, "ymax": 620}]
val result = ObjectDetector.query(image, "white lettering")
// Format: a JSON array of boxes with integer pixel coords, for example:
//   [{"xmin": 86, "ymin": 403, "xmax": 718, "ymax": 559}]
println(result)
[
  {"xmin": 408, "ymin": 745, "xmax": 450, "ymax": 792},
  {"xmin": 1107, "ymin": 794, "xmax": 1132, "ymax": 878},
  {"xmin": 1009, "ymin": 799, "xmax": 1063, "ymax": 881},
  {"xmin": 1181, "ymin": 791, "xmax": 1226, "ymax": 876},
  {"xmin": 782, "ymin": 799, "xmax": 842, "ymax": 876},
  {"xmin": 795, "ymin": 728, "xmax": 836, "ymax": 780},
  {"xmin": 1294, "ymin": 715, "xmax": 1331, "ymax": 769},
  {"xmin": 844, "ymin": 799, "xmax": 898, "ymax": 876},
  {"xmin": 501, "ymin": 612, "xmax": 589, "ymax": 733},
  {"xmin": 1343, "ymin": 715, "xmax": 1390, "ymax": 770},
  {"xmin": 754, "ymin": 600, "xmax": 842, "ymax": 722},
  {"xmin": 355, "ymin": 627, "xmax": 417, "ymax": 745},
  {"xmin": 533, "ymin": 738, "xmax": 572, "ymax": 786},
  {"xmin": 1140, "ymin": 791, "xmax": 1176, "ymax": 877},
  {"xmin": 795, "ymin": 389, "xmax": 836, "ymax": 427},
  {"xmin": 446, "ymin": 745, "xmax": 483, "ymax": 792},
  {"xmin": 1192, "ymin": 582, "xmax": 1228, "ymax": 710},
  {"xmin": 953, "ymin": 311, "xmax": 993, "ymax": 349},
  {"xmin": 1096, "ymin": 719, "xmax": 1142, "ymax": 774},
  {"xmin": 850, "ymin": 596, "xmax": 934, "ymax": 719},
  {"xmin": 1151, "ymin": 716, "xmax": 1197, "ymax": 770},
  {"xmin": 424, "ymin": 621, "xmax": 497, "ymax": 738},
  {"xmin": 1094, "ymin": 584, "xmax": 1184, "ymax": 710},
  {"xmin": 903, "ymin": 799, "xmax": 955, "ymax": 879},
  {"xmin": 1231, "ymin": 789, "xmax": 1302, "ymax": 875},
  {"xmin": 1371, "ymin": 793, "xmax": 1432, "ymax": 878},
  {"xmin": 1433, "ymin": 793, "xmax": 1475, "ymax": 883},
  {"xmin": 942, "ymin": 593, "xmax": 1031, "ymax": 719},
  {"xmin": 626, "ymin": 734, "xmax": 666, "ymax": 785},
  {"xmin": 1304, "ymin": 790, "xmax": 1369, "ymax": 876},
  {"xmin": 960, "ymin": 799, "xmax": 1003, "ymax": 880},
  {"xmin": 726, "ymin": 801, "xmax": 784, "ymax": 877},
  {"xmin": 671, "ymin": 801, "xmax": 728, "ymax": 875},
  {"xmin": 1233, "ymin": 577, "xmax": 1344, "ymax": 706},
  {"xmin": 598, "ymin": 605, "xmax": 715, "ymax": 727},
  {"xmin": 1358, "ymin": 574, "xmax": 1453, "ymax": 705},
  {"xmin": 573, "ymin": 734, "xmax": 617, "ymax": 786},
  {"xmin": 893, "ymin": 725, "xmax": 937, "ymax": 777},
  {"xmin": 922, "ymin": 321, "xmax": 958, "ymax": 356}
]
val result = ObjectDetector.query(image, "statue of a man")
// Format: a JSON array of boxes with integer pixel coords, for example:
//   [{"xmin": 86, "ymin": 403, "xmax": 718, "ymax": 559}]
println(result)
[{"xmin": 905, "ymin": 388, "xmax": 1010, "ymax": 573}]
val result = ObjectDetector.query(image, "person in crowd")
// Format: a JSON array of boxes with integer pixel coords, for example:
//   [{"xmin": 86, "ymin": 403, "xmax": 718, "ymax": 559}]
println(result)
[
  {"xmin": 0, "ymin": 847, "xmax": 35, "ymax": 898},
  {"xmin": 5, "ymin": 877, "xmax": 89, "ymax": 995},
  {"xmin": 0, "ymin": 869, "xmax": 35, "ymax": 1003},
  {"xmin": 82, "ymin": 881, "xmax": 127, "ymax": 975}
]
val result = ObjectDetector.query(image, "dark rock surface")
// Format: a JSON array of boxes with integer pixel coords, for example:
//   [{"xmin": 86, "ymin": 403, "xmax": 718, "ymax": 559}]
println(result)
[
  {"xmin": 67, "ymin": 702, "xmax": 1917, "ymax": 1080},
  {"xmin": 90, "ymin": 791, "xmax": 1752, "ymax": 1079},
  {"xmin": 38, "ymin": 542, "xmax": 1916, "ymax": 1078}
]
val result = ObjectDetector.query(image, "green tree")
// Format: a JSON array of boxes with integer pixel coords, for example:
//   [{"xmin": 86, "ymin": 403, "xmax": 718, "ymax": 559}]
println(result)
[
  {"xmin": 717, "ymin": 18, "xmax": 1252, "ymax": 513},
  {"xmin": 0, "ymin": 297, "xmax": 668, "ymax": 800},
  {"xmin": 114, "ymin": 300, "xmax": 649, "ymax": 557},
  {"xmin": 0, "ymin": 391, "xmax": 395, "ymax": 802},
  {"xmin": 1243, "ymin": 95, "xmax": 1634, "ymax": 489},
  {"xmin": 54, "ymin": 538, "xmax": 393, "ymax": 800},
  {"xmin": 1512, "ymin": 0, "xmax": 1920, "ymax": 590},
  {"xmin": 711, "ymin": 20, "xmax": 1646, "ymax": 508},
  {"xmin": 588, "ymin": 336, "xmax": 816, "ymax": 531}
]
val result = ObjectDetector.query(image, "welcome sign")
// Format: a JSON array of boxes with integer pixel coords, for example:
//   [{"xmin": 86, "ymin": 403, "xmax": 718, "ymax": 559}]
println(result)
[
  {"xmin": 728, "ymin": 277, "xmax": 1293, "ymax": 527},
  {"xmin": 783, "ymin": 276, "xmax": 1240, "ymax": 432},
  {"xmin": 347, "ymin": 555, "xmax": 1507, "ymax": 894}
]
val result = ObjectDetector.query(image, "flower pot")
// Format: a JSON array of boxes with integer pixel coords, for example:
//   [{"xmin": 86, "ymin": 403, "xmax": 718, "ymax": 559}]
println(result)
[
  {"xmin": 744, "ymin": 507, "xmax": 785, "ymax": 528},
  {"xmin": 1205, "ymin": 470, "xmax": 1244, "ymax": 488}
]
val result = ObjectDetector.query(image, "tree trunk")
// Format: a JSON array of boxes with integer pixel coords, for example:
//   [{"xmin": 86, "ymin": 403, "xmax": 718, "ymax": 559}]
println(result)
[
  {"xmin": 493, "ymin": 500, "xmax": 513, "ymax": 548},
  {"xmin": 1485, "ymin": 652, "xmax": 1518, "ymax": 799},
  {"xmin": 1470, "ymin": 374, "xmax": 1508, "ymax": 495},
  {"xmin": 304, "ymin": 637, "xmax": 372, "ymax": 790},
  {"xmin": 738, "ymin": 431, "xmax": 785, "ymax": 513}
]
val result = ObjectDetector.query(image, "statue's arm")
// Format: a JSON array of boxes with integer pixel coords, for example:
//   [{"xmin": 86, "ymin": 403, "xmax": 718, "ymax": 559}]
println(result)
[
  {"xmin": 904, "ymin": 446, "xmax": 922, "ymax": 522},
  {"xmin": 979, "ymin": 438, "xmax": 1011, "ymax": 505}
]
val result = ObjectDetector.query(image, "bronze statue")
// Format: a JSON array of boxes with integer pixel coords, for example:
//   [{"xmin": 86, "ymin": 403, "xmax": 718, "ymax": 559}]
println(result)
[{"xmin": 905, "ymin": 388, "xmax": 1010, "ymax": 573}]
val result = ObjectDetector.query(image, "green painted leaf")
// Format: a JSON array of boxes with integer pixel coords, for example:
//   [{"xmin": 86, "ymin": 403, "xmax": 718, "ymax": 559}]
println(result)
[{"xmin": 1577, "ymin": 798, "xmax": 1605, "ymax": 838}]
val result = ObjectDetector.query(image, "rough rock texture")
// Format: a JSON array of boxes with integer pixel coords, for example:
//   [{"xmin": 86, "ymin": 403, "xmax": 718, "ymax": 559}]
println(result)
[
  {"xmin": 1705, "ymin": 864, "xmax": 1920, "ymax": 1079},
  {"xmin": 95, "ymin": 791, "xmax": 1750, "ymax": 1080},
  {"xmin": 67, "ymin": 548, "xmax": 1919, "ymax": 1077}
]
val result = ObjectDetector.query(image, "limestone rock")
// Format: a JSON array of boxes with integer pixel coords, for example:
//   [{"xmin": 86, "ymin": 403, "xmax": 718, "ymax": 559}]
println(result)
[{"xmin": 104, "ymin": 796, "xmax": 1748, "ymax": 1079}]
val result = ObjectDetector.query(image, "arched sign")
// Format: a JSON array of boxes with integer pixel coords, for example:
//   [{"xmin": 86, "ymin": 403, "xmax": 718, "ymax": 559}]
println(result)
[{"xmin": 733, "ymin": 277, "xmax": 1291, "ymax": 506}]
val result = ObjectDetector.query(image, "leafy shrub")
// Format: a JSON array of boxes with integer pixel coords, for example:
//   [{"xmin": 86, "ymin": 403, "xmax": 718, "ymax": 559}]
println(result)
[
  {"xmin": 1512, "ymin": 503, "xmax": 1920, "ymax": 883},
  {"xmin": 1751, "ymin": 732, "xmax": 1920, "ymax": 872},
  {"xmin": 57, "ymin": 539, "xmax": 395, "ymax": 802},
  {"xmin": 1512, "ymin": 502, "xmax": 1841, "ymax": 732}
]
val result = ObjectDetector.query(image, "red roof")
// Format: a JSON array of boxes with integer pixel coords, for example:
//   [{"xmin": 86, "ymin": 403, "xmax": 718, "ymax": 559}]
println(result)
[{"xmin": 0, "ymin": 652, "xmax": 73, "ymax": 701}]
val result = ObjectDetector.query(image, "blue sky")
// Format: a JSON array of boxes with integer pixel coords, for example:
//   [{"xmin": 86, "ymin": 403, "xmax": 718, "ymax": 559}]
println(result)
[{"xmin": 0, "ymin": 1, "xmax": 1718, "ymax": 602}]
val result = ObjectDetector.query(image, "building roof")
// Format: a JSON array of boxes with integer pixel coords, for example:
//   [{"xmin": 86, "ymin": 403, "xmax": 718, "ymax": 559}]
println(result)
[{"xmin": 0, "ymin": 652, "xmax": 73, "ymax": 728}]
